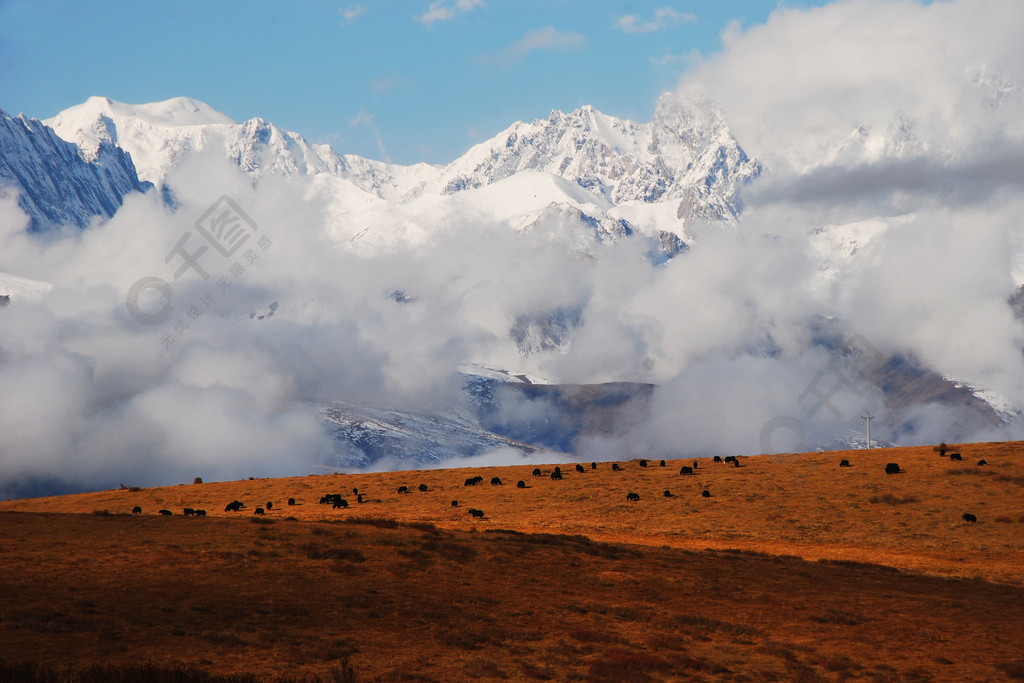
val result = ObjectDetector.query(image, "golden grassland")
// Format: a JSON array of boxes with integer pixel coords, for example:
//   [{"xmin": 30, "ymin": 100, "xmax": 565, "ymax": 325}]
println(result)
[{"xmin": 1, "ymin": 441, "xmax": 1023, "ymax": 681}]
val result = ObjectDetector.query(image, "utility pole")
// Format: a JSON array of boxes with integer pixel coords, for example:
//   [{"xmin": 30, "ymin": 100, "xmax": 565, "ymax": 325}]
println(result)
[{"xmin": 862, "ymin": 412, "xmax": 873, "ymax": 449}]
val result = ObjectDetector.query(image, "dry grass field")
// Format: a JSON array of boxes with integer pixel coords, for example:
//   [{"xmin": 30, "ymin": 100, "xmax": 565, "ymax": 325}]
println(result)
[{"xmin": 1, "ymin": 441, "xmax": 1023, "ymax": 681}]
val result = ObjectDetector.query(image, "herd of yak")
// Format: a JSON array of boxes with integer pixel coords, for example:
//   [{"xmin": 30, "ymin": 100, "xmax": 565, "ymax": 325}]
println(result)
[{"xmin": 129, "ymin": 443, "xmax": 987, "ymax": 525}]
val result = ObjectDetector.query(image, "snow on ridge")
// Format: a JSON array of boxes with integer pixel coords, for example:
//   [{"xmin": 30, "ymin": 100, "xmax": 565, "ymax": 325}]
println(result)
[{"xmin": 0, "ymin": 271, "xmax": 53, "ymax": 302}]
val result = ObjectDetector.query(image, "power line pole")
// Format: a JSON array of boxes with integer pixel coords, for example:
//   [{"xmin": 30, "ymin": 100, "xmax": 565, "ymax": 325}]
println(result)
[{"xmin": 862, "ymin": 412, "xmax": 873, "ymax": 449}]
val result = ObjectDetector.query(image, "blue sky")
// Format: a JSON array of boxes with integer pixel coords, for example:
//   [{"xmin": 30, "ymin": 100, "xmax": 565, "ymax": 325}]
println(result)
[{"xmin": 3, "ymin": 1, "xmax": 834, "ymax": 164}]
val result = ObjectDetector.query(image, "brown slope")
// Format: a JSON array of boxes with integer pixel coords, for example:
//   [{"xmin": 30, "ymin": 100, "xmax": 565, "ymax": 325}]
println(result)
[
  {"xmin": 3, "ymin": 441, "xmax": 1023, "ymax": 584},
  {"xmin": 0, "ymin": 511, "xmax": 1022, "ymax": 681}
]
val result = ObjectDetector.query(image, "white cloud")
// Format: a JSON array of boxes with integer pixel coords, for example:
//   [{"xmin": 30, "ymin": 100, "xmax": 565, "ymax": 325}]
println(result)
[
  {"xmin": 416, "ymin": 0, "xmax": 484, "ymax": 27},
  {"xmin": 679, "ymin": 0, "xmax": 1024, "ymax": 174},
  {"xmin": 615, "ymin": 7, "xmax": 695, "ymax": 34},
  {"xmin": 493, "ymin": 27, "xmax": 586, "ymax": 64},
  {"xmin": 338, "ymin": 4, "xmax": 367, "ymax": 25}
]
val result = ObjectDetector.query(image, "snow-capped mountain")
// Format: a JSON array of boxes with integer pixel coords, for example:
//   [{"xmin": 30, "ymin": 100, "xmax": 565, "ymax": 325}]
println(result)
[
  {"xmin": 45, "ymin": 94, "xmax": 761, "ymax": 241},
  {"xmin": 440, "ymin": 94, "xmax": 762, "ymax": 226},
  {"xmin": 44, "ymin": 96, "xmax": 436, "ymax": 201},
  {"xmin": 0, "ymin": 109, "xmax": 150, "ymax": 231}
]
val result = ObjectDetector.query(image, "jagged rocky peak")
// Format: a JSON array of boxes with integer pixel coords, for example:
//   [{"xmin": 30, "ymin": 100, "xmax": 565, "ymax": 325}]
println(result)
[
  {"xmin": 440, "ymin": 92, "xmax": 761, "ymax": 221},
  {"xmin": 0, "ymin": 110, "xmax": 150, "ymax": 231}
]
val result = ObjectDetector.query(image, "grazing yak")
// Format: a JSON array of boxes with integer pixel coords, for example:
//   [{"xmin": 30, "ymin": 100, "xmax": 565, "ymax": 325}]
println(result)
[
  {"xmin": 266, "ymin": 501, "xmax": 273, "ymax": 510},
  {"xmin": 679, "ymin": 466, "xmax": 694, "ymax": 476},
  {"xmin": 131, "ymin": 506, "xmax": 142, "ymax": 514},
  {"xmin": 183, "ymin": 508, "xmax": 196, "ymax": 517},
  {"xmin": 660, "ymin": 460, "xmax": 666, "ymax": 467},
  {"xmin": 397, "ymin": 486, "xmax": 409, "ymax": 494},
  {"xmin": 490, "ymin": 477, "xmax": 503, "ymax": 486},
  {"xmin": 357, "ymin": 494, "xmax": 365, "ymax": 503},
  {"xmin": 418, "ymin": 484, "xmax": 429, "ymax": 492},
  {"xmin": 949, "ymin": 452, "xmax": 963, "ymax": 461},
  {"xmin": 839, "ymin": 459, "xmax": 851, "ymax": 467},
  {"xmin": 451, "ymin": 500, "xmax": 459, "ymax": 507},
  {"xmin": 713, "ymin": 456, "xmax": 723, "ymax": 463},
  {"xmin": 575, "ymin": 464, "xmax": 585, "ymax": 473},
  {"xmin": 963, "ymin": 513, "xmax": 977, "ymax": 523},
  {"xmin": 977, "ymin": 459, "xmax": 987, "ymax": 466},
  {"xmin": 885, "ymin": 463, "xmax": 901, "ymax": 475},
  {"xmin": 551, "ymin": 470, "xmax": 563, "ymax": 480},
  {"xmin": 612, "ymin": 463, "xmax": 622, "ymax": 471},
  {"xmin": 468, "ymin": 508, "xmax": 485, "ymax": 519},
  {"xmin": 195, "ymin": 509, "xmax": 206, "ymax": 517},
  {"xmin": 702, "ymin": 490, "xmax": 712, "ymax": 498},
  {"xmin": 159, "ymin": 509, "xmax": 173, "ymax": 516},
  {"xmin": 663, "ymin": 490, "xmax": 673, "ymax": 498},
  {"xmin": 639, "ymin": 459, "xmax": 648, "ymax": 468},
  {"xmin": 225, "ymin": 500, "xmax": 244, "ymax": 512},
  {"xmin": 517, "ymin": 480, "xmax": 526, "ymax": 489},
  {"xmin": 591, "ymin": 462, "xmax": 597, "ymax": 470},
  {"xmin": 532, "ymin": 468, "xmax": 542, "ymax": 477},
  {"xmin": 464, "ymin": 476, "xmax": 483, "ymax": 487},
  {"xmin": 254, "ymin": 507, "xmax": 265, "ymax": 515},
  {"xmin": 333, "ymin": 498, "xmax": 348, "ymax": 509},
  {"xmin": 626, "ymin": 492, "xmax": 640, "ymax": 501},
  {"xmin": 288, "ymin": 497, "xmax": 296, "ymax": 506}
]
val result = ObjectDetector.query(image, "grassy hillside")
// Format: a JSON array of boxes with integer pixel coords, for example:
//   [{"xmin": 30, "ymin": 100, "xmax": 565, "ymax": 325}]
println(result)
[{"xmin": 1, "ymin": 441, "xmax": 1023, "ymax": 680}]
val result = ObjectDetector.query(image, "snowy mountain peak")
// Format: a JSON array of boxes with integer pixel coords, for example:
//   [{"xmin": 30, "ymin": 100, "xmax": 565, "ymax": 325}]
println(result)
[
  {"xmin": 438, "ymin": 93, "xmax": 761, "ymax": 222},
  {"xmin": 0, "ymin": 110, "xmax": 150, "ymax": 231}
]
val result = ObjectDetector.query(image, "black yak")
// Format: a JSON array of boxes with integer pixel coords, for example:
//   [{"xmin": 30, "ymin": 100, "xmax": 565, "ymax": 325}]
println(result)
[
  {"xmin": 225, "ymin": 500, "xmax": 244, "ymax": 512},
  {"xmin": 885, "ymin": 463, "xmax": 901, "ymax": 474},
  {"xmin": 626, "ymin": 492, "xmax": 640, "ymax": 501},
  {"xmin": 517, "ymin": 480, "xmax": 526, "ymax": 489},
  {"xmin": 839, "ymin": 459, "xmax": 851, "ymax": 467},
  {"xmin": 680, "ymin": 466, "xmax": 694, "ymax": 475},
  {"xmin": 963, "ymin": 513, "xmax": 977, "ymax": 523},
  {"xmin": 131, "ymin": 506, "xmax": 142, "ymax": 514}
]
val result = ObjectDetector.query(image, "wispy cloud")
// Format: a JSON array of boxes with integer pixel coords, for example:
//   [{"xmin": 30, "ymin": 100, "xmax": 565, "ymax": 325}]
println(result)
[
  {"xmin": 351, "ymin": 108, "xmax": 389, "ymax": 161},
  {"xmin": 368, "ymin": 72, "xmax": 411, "ymax": 95},
  {"xmin": 492, "ymin": 27, "xmax": 586, "ymax": 64},
  {"xmin": 338, "ymin": 4, "xmax": 368, "ymax": 25},
  {"xmin": 615, "ymin": 8, "xmax": 695, "ymax": 34},
  {"xmin": 416, "ymin": 0, "xmax": 484, "ymax": 27}
]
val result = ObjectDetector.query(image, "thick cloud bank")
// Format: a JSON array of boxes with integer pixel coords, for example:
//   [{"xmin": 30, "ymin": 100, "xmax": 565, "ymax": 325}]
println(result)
[{"xmin": 2, "ymin": 0, "xmax": 1024, "ymax": 496}]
